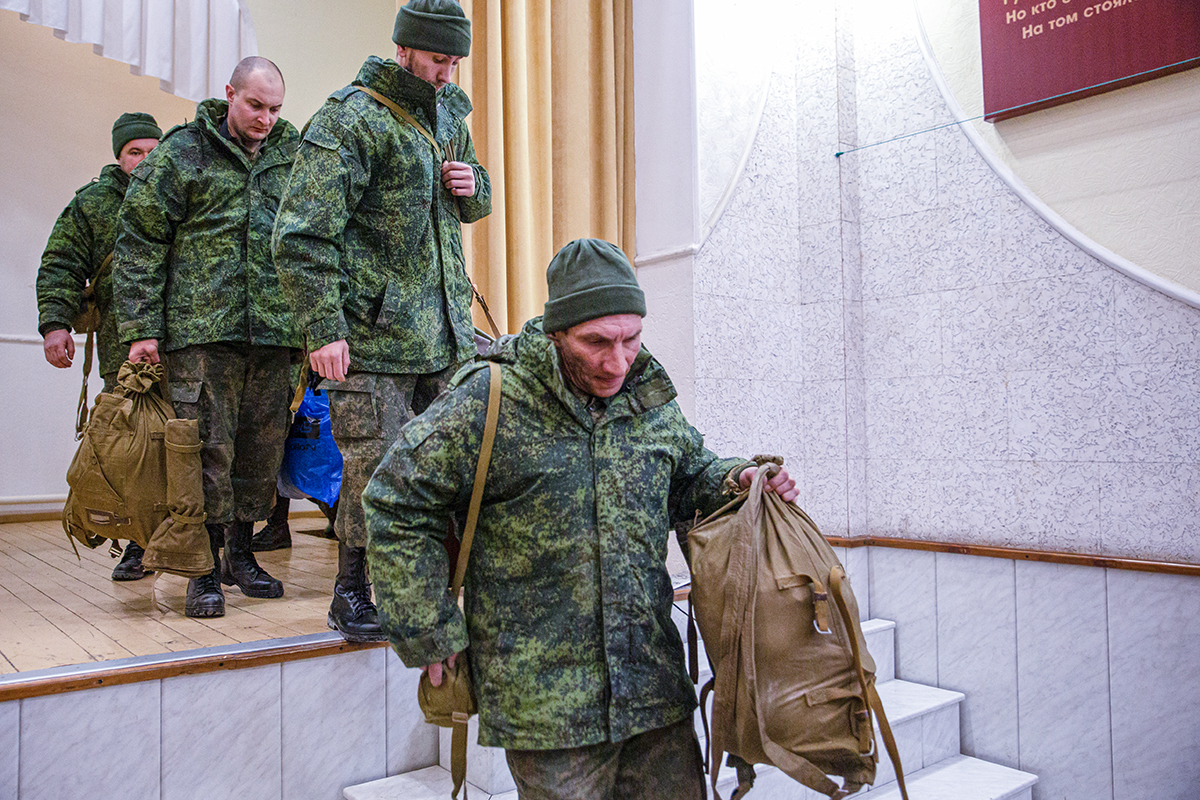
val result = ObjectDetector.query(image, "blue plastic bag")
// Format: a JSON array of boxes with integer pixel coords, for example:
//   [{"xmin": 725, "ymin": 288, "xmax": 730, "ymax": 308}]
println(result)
[{"xmin": 278, "ymin": 388, "xmax": 343, "ymax": 507}]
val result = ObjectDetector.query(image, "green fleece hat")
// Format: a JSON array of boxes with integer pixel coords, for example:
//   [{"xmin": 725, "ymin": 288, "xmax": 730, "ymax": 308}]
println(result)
[
  {"xmin": 543, "ymin": 239, "xmax": 646, "ymax": 333},
  {"xmin": 393, "ymin": 0, "xmax": 471, "ymax": 57},
  {"xmin": 111, "ymin": 112, "xmax": 162, "ymax": 159}
]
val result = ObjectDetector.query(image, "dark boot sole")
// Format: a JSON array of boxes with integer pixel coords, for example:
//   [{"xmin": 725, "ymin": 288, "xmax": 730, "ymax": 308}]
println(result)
[
  {"xmin": 111, "ymin": 566, "xmax": 154, "ymax": 581},
  {"xmin": 185, "ymin": 604, "xmax": 225, "ymax": 618},
  {"xmin": 250, "ymin": 537, "xmax": 291, "ymax": 552},
  {"xmin": 222, "ymin": 578, "xmax": 284, "ymax": 599},
  {"xmin": 327, "ymin": 612, "xmax": 387, "ymax": 642}
]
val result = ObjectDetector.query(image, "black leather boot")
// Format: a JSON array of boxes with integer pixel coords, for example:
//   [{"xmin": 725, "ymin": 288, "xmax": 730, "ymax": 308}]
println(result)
[
  {"xmin": 185, "ymin": 526, "xmax": 225, "ymax": 617},
  {"xmin": 328, "ymin": 543, "xmax": 385, "ymax": 642},
  {"xmin": 222, "ymin": 520, "xmax": 284, "ymax": 598},
  {"xmin": 251, "ymin": 496, "xmax": 292, "ymax": 552},
  {"xmin": 111, "ymin": 541, "xmax": 153, "ymax": 581}
]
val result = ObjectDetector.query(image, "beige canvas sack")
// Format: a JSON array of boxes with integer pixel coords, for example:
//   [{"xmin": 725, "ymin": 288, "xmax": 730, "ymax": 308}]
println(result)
[{"xmin": 688, "ymin": 462, "xmax": 908, "ymax": 800}]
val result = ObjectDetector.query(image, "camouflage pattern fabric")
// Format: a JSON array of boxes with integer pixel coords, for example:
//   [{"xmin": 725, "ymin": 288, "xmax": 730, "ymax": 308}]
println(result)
[
  {"xmin": 505, "ymin": 716, "xmax": 706, "ymax": 800},
  {"xmin": 113, "ymin": 99, "xmax": 302, "ymax": 352},
  {"xmin": 36, "ymin": 164, "xmax": 130, "ymax": 383},
  {"xmin": 323, "ymin": 366, "xmax": 457, "ymax": 548},
  {"xmin": 273, "ymin": 56, "xmax": 491, "ymax": 375},
  {"xmin": 363, "ymin": 318, "xmax": 747, "ymax": 751},
  {"xmin": 163, "ymin": 343, "xmax": 292, "ymax": 525}
]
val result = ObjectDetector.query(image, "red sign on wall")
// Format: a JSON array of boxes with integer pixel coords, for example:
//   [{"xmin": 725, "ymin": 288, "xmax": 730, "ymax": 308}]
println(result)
[{"xmin": 980, "ymin": 0, "xmax": 1200, "ymax": 121}]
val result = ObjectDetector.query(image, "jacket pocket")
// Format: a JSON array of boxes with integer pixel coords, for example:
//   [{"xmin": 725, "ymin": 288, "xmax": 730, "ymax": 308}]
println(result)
[{"xmin": 323, "ymin": 373, "xmax": 381, "ymax": 440}]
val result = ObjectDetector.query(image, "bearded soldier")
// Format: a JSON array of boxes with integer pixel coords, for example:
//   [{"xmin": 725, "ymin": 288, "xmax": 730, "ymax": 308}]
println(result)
[{"xmin": 273, "ymin": 0, "xmax": 491, "ymax": 641}]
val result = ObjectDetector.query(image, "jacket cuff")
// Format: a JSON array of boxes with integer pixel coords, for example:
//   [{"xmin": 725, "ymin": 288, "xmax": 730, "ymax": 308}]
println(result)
[
  {"xmin": 387, "ymin": 617, "xmax": 469, "ymax": 670},
  {"xmin": 118, "ymin": 317, "xmax": 164, "ymax": 345},
  {"xmin": 307, "ymin": 311, "xmax": 349, "ymax": 350}
]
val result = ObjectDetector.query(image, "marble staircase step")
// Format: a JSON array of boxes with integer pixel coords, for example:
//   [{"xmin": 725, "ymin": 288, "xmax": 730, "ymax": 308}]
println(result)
[
  {"xmin": 345, "ymin": 752, "xmax": 1037, "ymax": 800},
  {"xmin": 709, "ymin": 754, "xmax": 1036, "ymax": 800}
]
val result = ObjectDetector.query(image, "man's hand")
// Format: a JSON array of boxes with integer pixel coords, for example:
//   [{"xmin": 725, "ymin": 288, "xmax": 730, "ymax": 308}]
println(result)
[
  {"xmin": 739, "ymin": 465, "xmax": 799, "ymax": 503},
  {"xmin": 422, "ymin": 652, "xmax": 460, "ymax": 687},
  {"xmin": 129, "ymin": 339, "xmax": 160, "ymax": 364},
  {"xmin": 441, "ymin": 161, "xmax": 475, "ymax": 197},
  {"xmin": 43, "ymin": 329, "xmax": 75, "ymax": 368},
  {"xmin": 310, "ymin": 339, "xmax": 350, "ymax": 382}
]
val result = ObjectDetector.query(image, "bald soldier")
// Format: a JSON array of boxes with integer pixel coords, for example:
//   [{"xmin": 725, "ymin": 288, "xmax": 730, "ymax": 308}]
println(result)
[
  {"xmin": 37, "ymin": 111, "xmax": 162, "ymax": 581},
  {"xmin": 114, "ymin": 57, "xmax": 302, "ymax": 618}
]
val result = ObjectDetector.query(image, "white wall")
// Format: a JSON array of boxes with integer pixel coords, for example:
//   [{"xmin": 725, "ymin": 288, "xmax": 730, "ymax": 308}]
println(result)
[
  {"xmin": 679, "ymin": 0, "xmax": 1200, "ymax": 565},
  {"xmin": 913, "ymin": 0, "xmax": 1200, "ymax": 297}
]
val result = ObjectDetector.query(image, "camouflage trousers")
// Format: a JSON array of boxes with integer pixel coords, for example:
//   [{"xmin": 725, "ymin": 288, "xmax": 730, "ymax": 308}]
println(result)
[
  {"xmin": 163, "ymin": 344, "xmax": 293, "ymax": 525},
  {"xmin": 324, "ymin": 366, "xmax": 457, "ymax": 548},
  {"xmin": 505, "ymin": 716, "xmax": 706, "ymax": 800}
]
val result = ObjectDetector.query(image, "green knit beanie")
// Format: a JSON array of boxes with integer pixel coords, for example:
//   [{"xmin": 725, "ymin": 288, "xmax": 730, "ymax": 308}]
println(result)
[
  {"xmin": 111, "ymin": 112, "xmax": 162, "ymax": 159},
  {"xmin": 543, "ymin": 239, "xmax": 646, "ymax": 333},
  {"xmin": 393, "ymin": 0, "xmax": 472, "ymax": 57}
]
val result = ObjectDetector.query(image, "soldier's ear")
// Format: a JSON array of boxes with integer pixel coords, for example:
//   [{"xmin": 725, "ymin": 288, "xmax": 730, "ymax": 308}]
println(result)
[{"xmin": 225, "ymin": 83, "xmax": 236, "ymax": 103}]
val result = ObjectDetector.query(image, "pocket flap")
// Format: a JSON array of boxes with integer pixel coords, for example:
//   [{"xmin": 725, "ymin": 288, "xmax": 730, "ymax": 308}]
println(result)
[
  {"xmin": 321, "ymin": 372, "xmax": 375, "ymax": 394},
  {"xmin": 375, "ymin": 279, "xmax": 403, "ymax": 329},
  {"xmin": 170, "ymin": 381, "xmax": 202, "ymax": 404}
]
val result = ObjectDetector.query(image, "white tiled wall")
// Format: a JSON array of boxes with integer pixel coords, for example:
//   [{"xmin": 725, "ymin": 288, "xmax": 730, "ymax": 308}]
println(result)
[
  {"xmin": 0, "ymin": 645, "xmax": 437, "ymax": 800},
  {"xmin": 865, "ymin": 548, "xmax": 1200, "ymax": 800}
]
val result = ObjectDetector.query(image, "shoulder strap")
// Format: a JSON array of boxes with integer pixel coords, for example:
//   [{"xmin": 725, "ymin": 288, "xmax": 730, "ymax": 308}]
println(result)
[
  {"xmin": 355, "ymin": 85, "xmax": 444, "ymax": 162},
  {"xmin": 830, "ymin": 568, "xmax": 909, "ymax": 800},
  {"xmin": 450, "ymin": 361, "xmax": 501, "ymax": 594}
]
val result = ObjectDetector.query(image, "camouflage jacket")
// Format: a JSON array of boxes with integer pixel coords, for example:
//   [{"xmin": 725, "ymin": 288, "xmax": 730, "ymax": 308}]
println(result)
[
  {"xmin": 364, "ymin": 318, "xmax": 746, "ymax": 750},
  {"xmin": 114, "ymin": 99, "xmax": 302, "ymax": 352},
  {"xmin": 36, "ymin": 164, "xmax": 129, "ymax": 380},
  {"xmin": 272, "ymin": 56, "xmax": 491, "ymax": 374}
]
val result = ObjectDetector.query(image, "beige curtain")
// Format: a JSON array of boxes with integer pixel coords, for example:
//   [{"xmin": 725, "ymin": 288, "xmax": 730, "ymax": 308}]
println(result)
[{"xmin": 455, "ymin": 0, "xmax": 636, "ymax": 334}]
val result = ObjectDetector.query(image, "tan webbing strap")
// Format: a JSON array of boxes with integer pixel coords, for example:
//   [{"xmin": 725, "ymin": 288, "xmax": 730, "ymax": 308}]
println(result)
[
  {"xmin": 290, "ymin": 360, "xmax": 310, "ymax": 415},
  {"xmin": 73, "ymin": 252, "xmax": 113, "ymax": 437},
  {"xmin": 355, "ymin": 85, "xmax": 443, "ymax": 162},
  {"xmin": 469, "ymin": 279, "xmax": 502, "ymax": 340},
  {"xmin": 451, "ymin": 361, "xmax": 501, "ymax": 595},
  {"xmin": 451, "ymin": 713, "xmax": 470, "ymax": 799},
  {"xmin": 74, "ymin": 330, "xmax": 94, "ymax": 438},
  {"xmin": 830, "ymin": 568, "xmax": 909, "ymax": 800},
  {"xmin": 442, "ymin": 362, "xmax": 501, "ymax": 800}
]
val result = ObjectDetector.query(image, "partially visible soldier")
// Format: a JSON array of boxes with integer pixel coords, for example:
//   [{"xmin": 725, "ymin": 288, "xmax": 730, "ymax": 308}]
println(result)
[
  {"xmin": 273, "ymin": 0, "xmax": 491, "ymax": 642},
  {"xmin": 115, "ymin": 57, "xmax": 302, "ymax": 618},
  {"xmin": 363, "ymin": 239, "xmax": 799, "ymax": 800},
  {"xmin": 37, "ymin": 111, "xmax": 162, "ymax": 582}
]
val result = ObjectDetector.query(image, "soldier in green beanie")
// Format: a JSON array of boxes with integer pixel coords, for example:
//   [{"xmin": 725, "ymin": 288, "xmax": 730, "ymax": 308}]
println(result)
[
  {"xmin": 36, "ymin": 110, "xmax": 162, "ymax": 582},
  {"xmin": 364, "ymin": 240, "xmax": 797, "ymax": 800},
  {"xmin": 273, "ymin": 0, "xmax": 491, "ymax": 642}
]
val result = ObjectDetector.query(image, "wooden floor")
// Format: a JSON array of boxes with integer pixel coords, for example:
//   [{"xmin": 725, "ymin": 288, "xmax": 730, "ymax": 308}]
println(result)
[{"xmin": 0, "ymin": 515, "xmax": 339, "ymax": 675}]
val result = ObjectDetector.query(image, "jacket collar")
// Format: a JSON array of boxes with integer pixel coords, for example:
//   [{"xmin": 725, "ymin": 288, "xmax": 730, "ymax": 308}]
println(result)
[
  {"xmin": 99, "ymin": 163, "xmax": 131, "ymax": 191},
  {"xmin": 193, "ymin": 98, "xmax": 296, "ymax": 169}
]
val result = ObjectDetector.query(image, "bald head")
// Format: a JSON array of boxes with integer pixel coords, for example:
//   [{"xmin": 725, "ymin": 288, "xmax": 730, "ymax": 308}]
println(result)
[
  {"xmin": 229, "ymin": 56, "xmax": 285, "ymax": 92},
  {"xmin": 224, "ymin": 57, "xmax": 285, "ymax": 155}
]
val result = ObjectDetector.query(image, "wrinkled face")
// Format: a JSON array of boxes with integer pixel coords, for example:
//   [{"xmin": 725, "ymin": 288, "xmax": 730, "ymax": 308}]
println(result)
[
  {"xmin": 224, "ymin": 70, "xmax": 284, "ymax": 148},
  {"xmin": 117, "ymin": 138, "xmax": 158, "ymax": 174},
  {"xmin": 397, "ymin": 46, "xmax": 462, "ymax": 90},
  {"xmin": 550, "ymin": 314, "xmax": 643, "ymax": 398}
]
